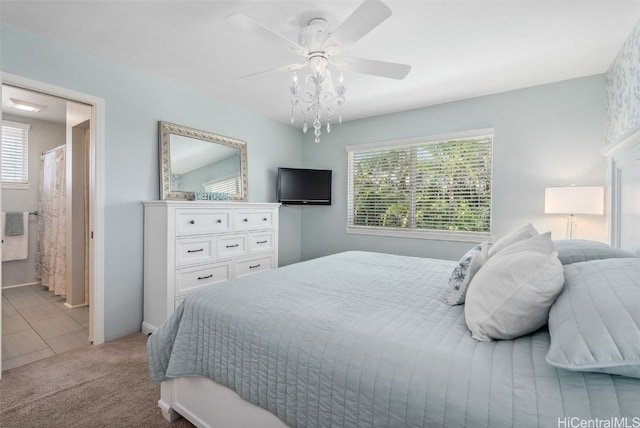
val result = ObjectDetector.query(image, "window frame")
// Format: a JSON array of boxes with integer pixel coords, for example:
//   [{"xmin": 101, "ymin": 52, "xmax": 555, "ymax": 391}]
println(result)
[
  {"xmin": 1, "ymin": 120, "xmax": 31, "ymax": 190},
  {"xmin": 345, "ymin": 128, "xmax": 494, "ymax": 243}
]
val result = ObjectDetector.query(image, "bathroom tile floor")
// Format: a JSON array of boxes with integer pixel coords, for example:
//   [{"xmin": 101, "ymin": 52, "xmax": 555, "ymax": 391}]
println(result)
[{"xmin": 2, "ymin": 284, "xmax": 90, "ymax": 371}]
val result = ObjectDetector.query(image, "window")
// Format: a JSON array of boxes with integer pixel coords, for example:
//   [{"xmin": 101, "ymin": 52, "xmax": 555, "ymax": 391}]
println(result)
[
  {"xmin": 1, "ymin": 120, "xmax": 31, "ymax": 189},
  {"xmin": 203, "ymin": 175, "xmax": 241, "ymax": 194},
  {"xmin": 346, "ymin": 129, "xmax": 493, "ymax": 241}
]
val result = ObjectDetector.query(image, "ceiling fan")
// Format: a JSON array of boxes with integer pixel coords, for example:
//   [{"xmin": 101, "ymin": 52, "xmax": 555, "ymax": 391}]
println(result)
[
  {"xmin": 226, "ymin": 0, "xmax": 410, "ymax": 142},
  {"xmin": 226, "ymin": 0, "xmax": 411, "ymax": 81}
]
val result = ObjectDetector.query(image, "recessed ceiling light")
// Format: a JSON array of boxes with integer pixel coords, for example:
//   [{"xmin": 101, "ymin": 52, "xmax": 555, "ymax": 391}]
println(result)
[{"xmin": 6, "ymin": 98, "xmax": 47, "ymax": 113}]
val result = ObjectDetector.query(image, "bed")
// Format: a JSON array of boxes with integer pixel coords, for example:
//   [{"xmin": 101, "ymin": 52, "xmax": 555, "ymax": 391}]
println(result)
[{"xmin": 148, "ymin": 244, "xmax": 640, "ymax": 427}]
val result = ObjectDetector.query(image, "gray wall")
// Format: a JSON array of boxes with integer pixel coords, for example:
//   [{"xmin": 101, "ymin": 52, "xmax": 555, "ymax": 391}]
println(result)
[
  {"xmin": 299, "ymin": 75, "xmax": 608, "ymax": 262},
  {"xmin": 1, "ymin": 24, "xmax": 303, "ymax": 340},
  {"xmin": 2, "ymin": 113, "xmax": 64, "ymax": 287}
]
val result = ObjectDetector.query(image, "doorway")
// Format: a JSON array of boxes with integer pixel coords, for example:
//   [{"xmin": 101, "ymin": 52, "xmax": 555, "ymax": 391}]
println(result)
[{"xmin": 0, "ymin": 74, "xmax": 105, "ymax": 377}]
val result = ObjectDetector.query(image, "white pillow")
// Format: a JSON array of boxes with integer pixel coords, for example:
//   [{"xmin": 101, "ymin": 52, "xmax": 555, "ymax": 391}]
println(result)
[
  {"xmin": 445, "ymin": 242, "xmax": 488, "ymax": 305},
  {"xmin": 492, "ymin": 230, "xmax": 554, "ymax": 257},
  {"xmin": 488, "ymin": 223, "xmax": 538, "ymax": 258},
  {"xmin": 465, "ymin": 232, "xmax": 564, "ymax": 341}
]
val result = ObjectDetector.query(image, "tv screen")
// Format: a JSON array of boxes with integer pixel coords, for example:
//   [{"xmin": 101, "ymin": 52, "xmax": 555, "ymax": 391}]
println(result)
[{"xmin": 277, "ymin": 168, "xmax": 332, "ymax": 205}]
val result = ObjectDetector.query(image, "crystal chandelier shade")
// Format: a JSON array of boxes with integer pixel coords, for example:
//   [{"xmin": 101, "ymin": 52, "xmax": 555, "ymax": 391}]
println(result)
[
  {"xmin": 288, "ymin": 19, "xmax": 346, "ymax": 143},
  {"xmin": 289, "ymin": 59, "xmax": 346, "ymax": 143}
]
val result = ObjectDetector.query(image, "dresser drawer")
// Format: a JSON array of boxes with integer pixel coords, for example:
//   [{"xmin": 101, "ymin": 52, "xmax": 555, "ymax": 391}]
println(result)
[
  {"xmin": 249, "ymin": 231, "xmax": 275, "ymax": 254},
  {"xmin": 234, "ymin": 211, "xmax": 274, "ymax": 230},
  {"xmin": 175, "ymin": 262, "xmax": 231, "ymax": 296},
  {"xmin": 176, "ymin": 210, "xmax": 231, "ymax": 236},
  {"xmin": 175, "ymin": 236, "xmax": 215, "ymax": 267},
  {"xmin": 217, "ymin": 234, "xmax": 247, "ymax": 259},
  {"xmin": 235, "ymin": 255, "xmax": 273, "ymax": 278}
]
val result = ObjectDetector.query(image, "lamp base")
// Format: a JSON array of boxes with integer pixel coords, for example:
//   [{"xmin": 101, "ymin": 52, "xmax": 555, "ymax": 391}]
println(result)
[{"xmin": 566, "ymin": 214, "xmax": 577, "ymax": 239}]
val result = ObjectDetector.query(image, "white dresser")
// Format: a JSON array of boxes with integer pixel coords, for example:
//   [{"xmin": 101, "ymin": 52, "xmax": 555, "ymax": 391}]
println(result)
[{"xmin": 142, "ymin": 200, "xmax": 280, "ymax": 334}]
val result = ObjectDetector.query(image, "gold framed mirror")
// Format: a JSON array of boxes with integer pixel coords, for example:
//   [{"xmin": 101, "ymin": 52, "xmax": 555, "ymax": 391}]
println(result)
[{"xmin": 159, "ymin": 121, "xmax": 248, "ymax": 201}]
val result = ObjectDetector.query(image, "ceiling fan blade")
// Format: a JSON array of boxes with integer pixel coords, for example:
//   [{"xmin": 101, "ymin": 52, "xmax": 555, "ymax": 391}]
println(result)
[
  {"xmin": 238, "ymin": 62, "xmax": 307, "ymax": 80},
  {"xmin": 226, "ymin": 13, "xmax": 307, "ymax": 57},
  {"xmin": 333, "ymin": 57, "xmax": 411, "ymax": 80},
  {"xmin": 324, "ymin": 0, "xmax": 392, "ymax": 53}
]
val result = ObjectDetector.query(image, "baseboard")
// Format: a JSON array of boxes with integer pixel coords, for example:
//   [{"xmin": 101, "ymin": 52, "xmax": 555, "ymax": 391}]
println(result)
[
  {"xmin": 64, "ymin": 302, "xmax": 88, "ymax": 309},
  {"xmin": 142, "ymin": 321, "xmax": 158, "ymax": 335},
  {"xmin": 2, "ymin": 281, "xmax": 41, "ymax": 289}
]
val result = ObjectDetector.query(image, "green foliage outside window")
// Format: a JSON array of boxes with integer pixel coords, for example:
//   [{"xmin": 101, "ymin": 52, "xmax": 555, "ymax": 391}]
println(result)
[{"xmin": 349, "ymin": 136, "xmax": 492, "ymax": 233}]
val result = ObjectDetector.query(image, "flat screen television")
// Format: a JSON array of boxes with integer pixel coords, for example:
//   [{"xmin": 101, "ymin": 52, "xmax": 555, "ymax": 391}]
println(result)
[{"xmin": 277, "ymin": 167, "xmax": 332, "ymax": 205}]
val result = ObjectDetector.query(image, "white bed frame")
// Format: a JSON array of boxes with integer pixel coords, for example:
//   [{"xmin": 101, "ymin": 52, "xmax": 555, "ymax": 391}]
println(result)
[
  {"xmin": 158, "ymin": 129, "xmax": 640, "ymax": 427},
  {"xmin": 159, "ymin": 377, "xmax": 287, "ymax": 428}
]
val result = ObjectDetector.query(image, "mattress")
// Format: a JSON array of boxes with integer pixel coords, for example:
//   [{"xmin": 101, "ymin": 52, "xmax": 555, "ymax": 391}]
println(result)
[{"xmin": 148, "ymin": 251, "xmax": 640, "ymax": 427}]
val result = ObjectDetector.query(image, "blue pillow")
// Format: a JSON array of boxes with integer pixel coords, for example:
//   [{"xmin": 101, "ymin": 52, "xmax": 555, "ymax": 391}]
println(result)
[
  {"xmin": 554, "ymin": 239, "xmax": 637, "ymax": 265},
  {"xmin": 546, "ymin": 258, "xmax": 640, "ymax": 378},
  {"xmin": 445, "ymin": 243, "xmax": 488, "ymax": 306}
]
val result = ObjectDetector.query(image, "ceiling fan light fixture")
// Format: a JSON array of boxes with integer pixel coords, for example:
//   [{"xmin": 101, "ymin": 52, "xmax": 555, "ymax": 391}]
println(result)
[{"xmin": 290, "ymin": 64, "xmax": 345, "ymax": 143}]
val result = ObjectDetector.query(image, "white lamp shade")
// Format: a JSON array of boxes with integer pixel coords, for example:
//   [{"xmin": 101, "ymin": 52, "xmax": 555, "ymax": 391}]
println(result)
[{"xmin": 545, "ymin": 186, "xmax": 604, "ymax": 215}]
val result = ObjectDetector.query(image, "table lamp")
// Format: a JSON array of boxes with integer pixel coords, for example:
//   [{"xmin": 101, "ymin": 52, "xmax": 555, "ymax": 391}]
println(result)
[{"xmin": 544, "ymin": 186, "xmax": 604, "ymax": 239}]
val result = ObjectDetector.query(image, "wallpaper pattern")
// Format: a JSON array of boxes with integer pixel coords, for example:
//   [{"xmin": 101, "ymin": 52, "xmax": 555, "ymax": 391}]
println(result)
[{"xmin": 606, "ymin": 20, "xmax": 640, "ymax": 145}]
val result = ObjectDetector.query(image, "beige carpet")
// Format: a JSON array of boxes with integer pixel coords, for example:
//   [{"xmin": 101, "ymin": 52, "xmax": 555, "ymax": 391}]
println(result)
[{"xmin": 0, "ymin": 333, "xmax": 194, "ymax": 428}]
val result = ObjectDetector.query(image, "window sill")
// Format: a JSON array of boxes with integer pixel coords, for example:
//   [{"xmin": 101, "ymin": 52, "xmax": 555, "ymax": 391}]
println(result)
[
  {"xmin": 345, "ymin": 226, "xmax": 493, "ymax": 243},
  {"xmin": 2, "ymin": 182, "xmax": 30, "ymax": 190}
]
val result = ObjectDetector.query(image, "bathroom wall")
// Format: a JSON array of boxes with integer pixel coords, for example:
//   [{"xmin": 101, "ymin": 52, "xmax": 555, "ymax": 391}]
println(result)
[
  {"xmin": 2, "ymin": 113, "xmax": 64, "ymax": 287},
  {"xmin": 68, "ymin": 120, "xmax": 90, "ymax": 306}
]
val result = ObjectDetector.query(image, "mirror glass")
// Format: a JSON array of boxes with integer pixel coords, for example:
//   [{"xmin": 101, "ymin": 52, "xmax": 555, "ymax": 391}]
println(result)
[{"xmin": 159, "ymin": 121, "xmax": 248, "ymax": 200}]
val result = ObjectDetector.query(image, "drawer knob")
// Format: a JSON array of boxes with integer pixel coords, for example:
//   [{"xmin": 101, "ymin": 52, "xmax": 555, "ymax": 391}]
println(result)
[
  {"xmin": 243, "ymin": 218, "xmax": 248, "ymax": 222},
  {"xmin": 249, "ymin": 264, "xmax": 261, "ymax": 269},
  {"xmin": 216, "ymin": 219, "xmax": 222, "ymax": 224},
  {"xmin": 263, "ymin": 218, "xmax": 268, "ymax": 221},
  {"xmin": 189, "ymin": 220, "xmax": 195, "ymax": 225},
  {"xmin": 187, "ymin": 248, "xmax": 204, "ymax": 253},
  {"xmin": 256, "ymin": 240, "xmax": 267, "ymax": 244},
  {"xmin": 197, "ymin": 274, "xmax": 213, "ymax": 280},
  {"xmin": 226, "ymin": 244, "xmax": 239, "ymax": 248}
]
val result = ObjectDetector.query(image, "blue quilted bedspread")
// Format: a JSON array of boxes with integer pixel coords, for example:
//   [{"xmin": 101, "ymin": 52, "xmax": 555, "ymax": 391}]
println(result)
[{"xmin": 148, "ymin": 251, "xmax": 640, "ymax": 427}]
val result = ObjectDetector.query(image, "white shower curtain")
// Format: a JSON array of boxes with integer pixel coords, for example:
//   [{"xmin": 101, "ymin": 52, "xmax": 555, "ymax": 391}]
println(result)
[{"xmin": 35, "ymin": 146, "xmax": 66, "ymax": 296}]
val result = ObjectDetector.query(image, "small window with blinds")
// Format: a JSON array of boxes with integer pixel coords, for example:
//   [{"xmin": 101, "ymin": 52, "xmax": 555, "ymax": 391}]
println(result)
[
  {"xmin": 346, "ymin": 129, "xmax": 493, "ymax": 241},
  {"xmin": 1, "ymin": 120, "xmax": 31, "ymax": 189},
  {"xmin": 203, "ymin": 176, "xmax": 241, "ymax": 194}
]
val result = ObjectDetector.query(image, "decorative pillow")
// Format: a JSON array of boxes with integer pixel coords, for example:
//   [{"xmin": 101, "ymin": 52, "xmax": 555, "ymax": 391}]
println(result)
[
  {"xmin": 445, "ymin": 243, "xmax": 488, "ymax": 305},
  {"xmin": 465, "ymin": 232, "xmax": 564, "ymax": 341},
  {"xmin": 554, "ymin": 239, "xmax": 638, "ymax": 265},
  {"xmin": 488, "ymin": 223, "xmax": 539, "ymax": 258},
  {"xmin": 546, "ymin": 258, "xmax": 640, "ymax": 379}
]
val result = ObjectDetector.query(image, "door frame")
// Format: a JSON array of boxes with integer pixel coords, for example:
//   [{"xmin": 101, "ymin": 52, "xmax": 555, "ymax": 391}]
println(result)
[{"xmin": 1, "ymin": 72, "xmax": 106, "ymax": 354}]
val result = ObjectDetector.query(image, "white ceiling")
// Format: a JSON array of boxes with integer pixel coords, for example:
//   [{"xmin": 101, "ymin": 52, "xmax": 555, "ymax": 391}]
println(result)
[{"xmin": 2, "ymin": 1, "xmax": 640, "ymax": 127}]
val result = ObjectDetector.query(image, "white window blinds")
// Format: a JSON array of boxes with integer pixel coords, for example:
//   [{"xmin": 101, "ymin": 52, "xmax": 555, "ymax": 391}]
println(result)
[
  {"xmin": 347, "ymin": 132, "xmax": 493, "ymax": 237},
  {"xmin": 1, "ymin": 120, "xmax": 30, "ymax": 185},
  {"xmin": 204, "ymin": 176, "xmax": 241, "ymax": 194}
]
